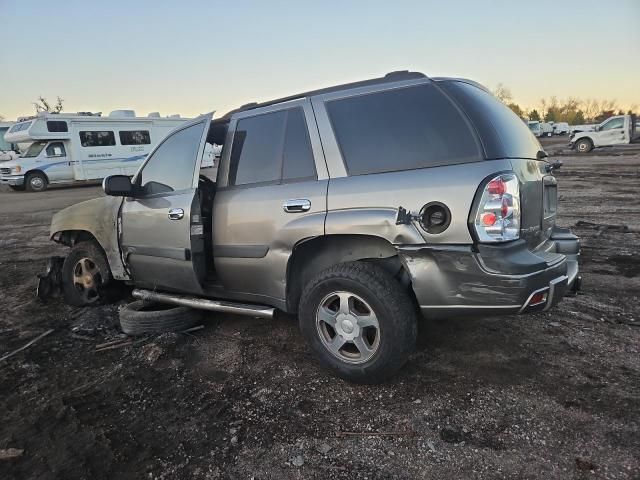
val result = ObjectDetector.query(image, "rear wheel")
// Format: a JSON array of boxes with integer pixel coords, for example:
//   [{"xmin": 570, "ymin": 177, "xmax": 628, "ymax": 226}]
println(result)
[
  {"xmin": 575, "ymin": 138, "xmax": 593, "ymax": 153},
  {"xmin": 25, "ymin": 172, "xmax": 48, "ymax": 192},
  {"xmin": 299, "ymin": 261, "xmax": 417, "ymax": 384},
  {"xmin": 61, "ymin": 241, "xmax": 111, "ymax": 306}
]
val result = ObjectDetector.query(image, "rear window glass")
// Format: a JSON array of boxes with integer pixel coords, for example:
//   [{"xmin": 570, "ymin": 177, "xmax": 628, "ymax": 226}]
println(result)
[
  {"xmin": 438, "ymin": 81, "xmax": 541, "ymax": 160},
  {"xmin": 282, "ymin": 108, "xmax": 316, "ymax": 181},
  {"xmin": 325, "ymin": 84, "xmax": 482, "ymax": 176}
]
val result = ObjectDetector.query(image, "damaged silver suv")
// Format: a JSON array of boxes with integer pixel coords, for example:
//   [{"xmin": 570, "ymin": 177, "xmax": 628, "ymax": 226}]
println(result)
[{"xmin": 47, "ymin": 71, "xmax": 580, "ymax": 383}]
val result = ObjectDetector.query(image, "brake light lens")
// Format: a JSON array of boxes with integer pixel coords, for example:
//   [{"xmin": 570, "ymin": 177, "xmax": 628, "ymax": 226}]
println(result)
[{"xmin": 474, "ymin": 173, "xmax": 520, "ymax": 242}]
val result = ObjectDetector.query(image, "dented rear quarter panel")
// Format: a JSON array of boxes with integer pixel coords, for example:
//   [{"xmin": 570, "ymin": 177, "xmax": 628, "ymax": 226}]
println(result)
[{"xmin": 50, "ymin": 196, "xmax": 129, "ymax": 279}]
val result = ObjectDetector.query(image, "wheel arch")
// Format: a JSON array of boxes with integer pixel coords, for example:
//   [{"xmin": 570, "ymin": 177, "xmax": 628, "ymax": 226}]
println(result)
[
  {"xmin": 286, "ymin": 234, "xmax": 415, "ymax": 313},
  {"xmin": 25, "ymin": 169, "xmax": 49, "ymax": 182}
]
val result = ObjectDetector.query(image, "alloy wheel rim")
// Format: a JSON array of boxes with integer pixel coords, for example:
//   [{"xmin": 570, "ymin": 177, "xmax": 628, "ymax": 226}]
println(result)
[
  {"xmin": 315, "ymin": 291, "xmax": 380, "ymax": 364},
  {"xmin": 72, "ymin": 257, "xmax": 101, "ymax": 303},
  {"xmin": 31, "ymin": 177, "xmax": 44, "ymax": 189}
]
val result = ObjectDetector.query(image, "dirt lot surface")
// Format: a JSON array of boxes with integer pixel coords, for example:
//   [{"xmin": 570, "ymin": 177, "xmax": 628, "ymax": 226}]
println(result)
[{"xmin": 1, "ymin": 146, "xmax": 639, "ymax": 479}]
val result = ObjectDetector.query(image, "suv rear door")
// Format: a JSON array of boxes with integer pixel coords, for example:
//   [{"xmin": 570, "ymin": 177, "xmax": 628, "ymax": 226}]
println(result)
[
  {"xmin": 120, "ymin": 114, "xmax": 212, "ymax": 293},
  {"xmin": 213, "ymin": 99, "xmax": 327, "ymax": 303}
]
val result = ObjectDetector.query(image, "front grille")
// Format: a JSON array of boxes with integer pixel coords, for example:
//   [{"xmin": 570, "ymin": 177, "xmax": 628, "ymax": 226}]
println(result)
[{"xmin": 0, "ymin": 168, "xmax": 11, "ymax": 175}]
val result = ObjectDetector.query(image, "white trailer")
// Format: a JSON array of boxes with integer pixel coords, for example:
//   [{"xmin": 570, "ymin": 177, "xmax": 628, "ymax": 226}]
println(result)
[
  {"xmin": 0, "ymin": 121, "xmax": 20, "ymax": 161},
  {"xmin": 1, "ymin": 111, "xmax": 190, "ymax": 191}
]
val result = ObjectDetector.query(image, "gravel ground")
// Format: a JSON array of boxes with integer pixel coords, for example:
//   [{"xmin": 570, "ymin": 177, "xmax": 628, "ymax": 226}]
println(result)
[{"xmin": 0, "ymin": 146, "xmax": 638, "ymax": 479}]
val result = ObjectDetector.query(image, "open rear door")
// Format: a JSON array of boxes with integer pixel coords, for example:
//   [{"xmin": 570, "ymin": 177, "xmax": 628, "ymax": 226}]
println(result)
[{"xmin": 120, "ymin": 113, "xmax": 213, "ymax": 294}]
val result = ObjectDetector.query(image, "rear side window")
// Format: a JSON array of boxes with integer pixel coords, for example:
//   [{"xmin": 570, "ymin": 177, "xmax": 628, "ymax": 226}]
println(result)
[
  {"xmin": 230, "ymin": 110, "xmax": 286, "ymax": 186},
  {"xmin": 79, "ymin": 131, "xmax": 115, "ymax": 147},
  {"xmin": 438, "ymin": 80, "xmax": 541, "ymax": 160},
  {"xmin": 119, "ymin": 130, "xmax": 151, "ymax": 145},
  {"xmin": 229, "ymin": 107, "xmax": 316, "ymax": 186},
  {"xmin": 325, "ymin": 84, "xmax": 482, "ymax": 176},
  {"xmin": 282, "ymin": 108, "xmax": 316, "ymax": 181},
  {"xmin": 47, "ymin": 121, "xmax": 68, "ymax": 132}
]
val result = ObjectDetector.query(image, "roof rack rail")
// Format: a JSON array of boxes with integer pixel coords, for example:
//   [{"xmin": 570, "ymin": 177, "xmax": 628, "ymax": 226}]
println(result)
[{"xmin": 222, "ymin": 71, "xmax": 427, "ymax": 118}]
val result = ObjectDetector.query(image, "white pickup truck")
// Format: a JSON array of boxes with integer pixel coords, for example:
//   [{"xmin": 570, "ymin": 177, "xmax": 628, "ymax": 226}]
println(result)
[{"xmin": 570, "ymin": 114, "xmax": 639, "ymax": 153}]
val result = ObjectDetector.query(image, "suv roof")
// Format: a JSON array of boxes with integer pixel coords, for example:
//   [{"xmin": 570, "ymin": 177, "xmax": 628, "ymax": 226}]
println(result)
[{"xmin": 221, "ymin": 71, "xmax": 428, "ymax": 119}]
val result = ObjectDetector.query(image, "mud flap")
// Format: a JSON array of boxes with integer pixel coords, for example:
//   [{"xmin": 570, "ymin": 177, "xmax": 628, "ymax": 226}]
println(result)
[{"xmin": 36, "ymin": 256, "xmax": 65, "ymax": 301}]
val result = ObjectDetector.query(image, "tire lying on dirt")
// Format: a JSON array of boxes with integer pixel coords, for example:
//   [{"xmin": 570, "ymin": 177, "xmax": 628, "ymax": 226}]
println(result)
[
  {"xmin": 299, "ymin": 261, "xmax": 418, "ymax": 384},
  {"xmin": 119, "ymin": 300, "xmax": 203, "ymax": 336},
  {"xmin": 61, "ymin": 240, "xmax": 112, "ymax": 306}
]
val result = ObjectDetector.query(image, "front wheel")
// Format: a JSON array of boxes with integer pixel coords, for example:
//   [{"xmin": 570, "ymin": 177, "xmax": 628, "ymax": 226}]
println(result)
[
  {"xmin": 575, "ymin": 138, "xmax": 593, "ymax": 153},
  {"xmin": 25, "ymin": 172, "xmax": 48, "ymax": 192},
  {"xmin": 61, "ymin": 241, "xmax": 112, "ymax": 306},
  {"xmin": 299, "ymin": 261, "xmax": 418, "ymax": 384}
]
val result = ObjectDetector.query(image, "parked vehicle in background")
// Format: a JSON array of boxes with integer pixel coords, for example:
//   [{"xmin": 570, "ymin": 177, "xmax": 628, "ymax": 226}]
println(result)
[
  {"xmin": 540, "ymin": 122, "xmax": 554, "ymax": 137},
  {"xmin": 569, "ymin": 114, "xmax": 639, "ymax": 153},
  {"xmin": 553, "ymin": 122, "xmax": 570, "ymax": 135},
  {"xmin": 1, "ymin": 111, "xmax": 190, "ymax": 191},
  {"xmin": 528, "ymin": 121, "xmax": 542, "ymax": 137},
  {"xmin": 0, "ymin": 121, "xmax": 20, "ymax": 161},
  {"xmin": 47, "ymin": 71, "xmax": 580, "ymax": 383}
]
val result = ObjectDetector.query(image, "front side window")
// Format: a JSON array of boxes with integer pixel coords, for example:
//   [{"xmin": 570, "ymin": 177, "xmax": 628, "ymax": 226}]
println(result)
[
  {"xmin": 326, "ymin": 84, "xmax": 482, "ymax": 176},
  {"xmin": 46, "ymin": 142, "xmax": 66, "ymax": 157},
  {"xmin": 138, "ymin": 122, "xmax": 205, "ymax": 195},
  {"xmin": 229, "ymin": 107, "xmax": 316, "ymax": 186},
  {"xmin": 23, "ymin": 141, "xmax": 47, "ymax": 158},
  {"xmin": 79, "ymin": 131, "xmax": 116, "ymax": 147},
  {"xmin": 47, "ymin": 121, "xmax": 68, "ymax": 133},
  {"xmin": 600, "ymin": 117, "xmax": 624, "ymax": 131},
  {"xmin": 119, "ymin": 130, "xmax": 151, "ymax": 145}
]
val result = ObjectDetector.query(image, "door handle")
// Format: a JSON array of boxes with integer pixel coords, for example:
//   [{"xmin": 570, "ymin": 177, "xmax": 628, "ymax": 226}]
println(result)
[
  {"xmin": 283, "ymin": 199, "xmax": 311, "ymax": 213},
  {"xmin": 168, "ymin": 208, "xmax": 184, "ymax": 220}
]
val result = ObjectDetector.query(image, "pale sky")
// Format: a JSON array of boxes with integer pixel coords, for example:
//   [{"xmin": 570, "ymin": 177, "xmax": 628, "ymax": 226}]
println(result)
[{"xmin": 1, "ymin": 0, "xmax": 638, "ymax": 120}]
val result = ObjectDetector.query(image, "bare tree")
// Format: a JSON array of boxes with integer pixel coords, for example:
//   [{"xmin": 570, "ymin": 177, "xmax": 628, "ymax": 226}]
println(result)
[
  {"xmin": 33, "ymin": 96, "xmax": 64, "ymax": 114},
  {"xmin": 493, "ymin": 83, "xmax": 513, "ymax": 104}
]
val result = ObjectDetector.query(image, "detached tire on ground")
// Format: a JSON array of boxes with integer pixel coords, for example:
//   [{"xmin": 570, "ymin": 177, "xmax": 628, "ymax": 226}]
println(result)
[
  {"xmin": 299, "ymin": 261, "xmax": 418, "ymax": 384},
  {"xmin": 119, "ymin": 300, "xmax": 203, "ymax": 336},
  {"xmin": 61, "ymin": 240, "xmax": 112, "ymax": 306}
]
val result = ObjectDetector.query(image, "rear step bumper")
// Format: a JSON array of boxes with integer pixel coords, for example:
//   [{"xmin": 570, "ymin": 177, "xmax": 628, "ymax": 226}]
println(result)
[
  {"xmin": 398, "ymin": 227, "xmax": 580, "ymax": 318},
  {"xmin": 132, "ymin": 289, "xmax": 275, "ymax": 319}
]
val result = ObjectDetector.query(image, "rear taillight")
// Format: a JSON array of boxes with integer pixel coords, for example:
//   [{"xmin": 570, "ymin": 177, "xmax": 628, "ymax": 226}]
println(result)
[{"xmin": 473, "ymin": 173, "xmax": 520, "ymax": 242}]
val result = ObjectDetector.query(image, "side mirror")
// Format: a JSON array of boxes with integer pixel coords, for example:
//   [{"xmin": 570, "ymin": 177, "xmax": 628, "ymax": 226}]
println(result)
[{"xmin": 103, "ymin": 175, "xmax": 135, "ymax": 196}]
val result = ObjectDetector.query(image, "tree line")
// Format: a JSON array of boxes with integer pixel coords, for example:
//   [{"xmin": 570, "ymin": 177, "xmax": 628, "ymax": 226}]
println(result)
[{"xmin": 493, "ymin": 84, "xmax": 637, "ymax": 125}]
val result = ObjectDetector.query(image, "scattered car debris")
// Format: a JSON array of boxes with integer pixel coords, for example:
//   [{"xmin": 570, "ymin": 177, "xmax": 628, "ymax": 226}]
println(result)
[
  {"xmin": 0, "ymin": 448, "xmax": 24, "ymax": 461},
  {"xmin": 0, "ymin": 329, "xmax": 54, "ymax": 362}
]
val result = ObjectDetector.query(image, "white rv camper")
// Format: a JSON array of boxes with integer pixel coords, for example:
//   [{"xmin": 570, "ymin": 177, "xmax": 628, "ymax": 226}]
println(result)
[
  {"xmin": 1, "ymin": 111, "xmax": 190, "ymax": 191},
  {"xmin": 0, "ymin": 122, "xmax": 20, "ymax": 161}
]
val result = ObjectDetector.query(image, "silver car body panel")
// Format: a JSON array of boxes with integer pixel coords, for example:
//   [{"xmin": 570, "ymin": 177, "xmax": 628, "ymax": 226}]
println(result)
[{"xmin": 50, "ymin": 196, "xmax": 128, "ymax": 279}]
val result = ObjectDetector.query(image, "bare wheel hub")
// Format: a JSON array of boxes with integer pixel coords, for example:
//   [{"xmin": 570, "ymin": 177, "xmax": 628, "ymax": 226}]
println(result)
[
  {"xmin": 316, "ymin": 291, "xmax": 380, "ymax": 364},
  {"xmin": 72, "ymin": 257, "xmax": 102, "ymax": 303}
]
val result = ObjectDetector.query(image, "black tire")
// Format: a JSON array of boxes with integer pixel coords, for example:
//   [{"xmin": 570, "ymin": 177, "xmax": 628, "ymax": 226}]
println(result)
[
  {"xmin": 61, "ymin": 241, "xmax": 112, "ymax": 306},
  {"xmin": 25, "ymin": 171, "xmax": 48, "ymax": 192},
  {"xmin": 575, "ymin": 138, "xmax": 593, "ymax": 153},
  {"xmin": 298, "ymin": 261, "xmax": 418, "ymax": 384},
  {"xmin": 119, "ymin": 300, "xmax": 203, "ymax": 336},
  {"xmin": 9, "ymin": 185, "xmax": 25, "ymax": 191}
]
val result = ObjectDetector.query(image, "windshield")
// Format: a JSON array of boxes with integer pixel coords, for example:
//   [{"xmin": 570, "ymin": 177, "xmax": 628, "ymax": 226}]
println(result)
[
  {"xmin": 23, "ymin": 141, "xmax": 47, "ymax": 158},
  {"xmin": 528, "ymin": 123, "xmax": 540, "ymax": 130}
]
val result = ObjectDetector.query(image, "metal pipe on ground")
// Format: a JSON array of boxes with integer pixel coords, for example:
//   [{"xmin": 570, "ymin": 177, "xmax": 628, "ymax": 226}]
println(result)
[{"xmin": 131, "ymin": 289, "xmax": 275, "ymax": 319}]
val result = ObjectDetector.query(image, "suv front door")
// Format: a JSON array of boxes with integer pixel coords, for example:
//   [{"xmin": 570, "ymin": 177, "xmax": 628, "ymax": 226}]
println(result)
[
  {"xmin": 120, "ymin": 114, "xmax": 212, "ymax": 294},
  {"xmin": 213, "ymin": 100, "xmax": 328, "ymax": 305}
]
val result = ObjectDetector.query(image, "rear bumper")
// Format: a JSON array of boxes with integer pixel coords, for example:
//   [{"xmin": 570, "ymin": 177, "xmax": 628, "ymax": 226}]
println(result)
[
  {"xmin": 398, "ymin": 226, "xmax": 580, "ymax": 318},
  {"xmin": 0, "ymin": 175, "xmax": 25, "ymax": 186}
]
